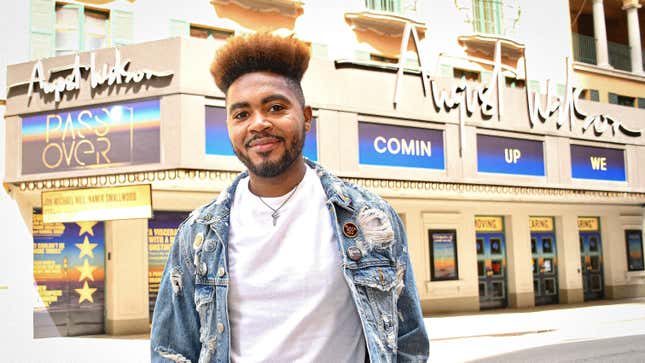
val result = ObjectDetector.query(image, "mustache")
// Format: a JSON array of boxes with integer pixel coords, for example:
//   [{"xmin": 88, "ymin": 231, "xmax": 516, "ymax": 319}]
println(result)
[{"xmin": 244, "ymin": 133, "xmax": 285, "ymax": 148}]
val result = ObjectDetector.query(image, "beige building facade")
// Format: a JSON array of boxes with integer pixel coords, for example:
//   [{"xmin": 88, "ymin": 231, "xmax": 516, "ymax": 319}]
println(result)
[{"xmin": 3, "ymin": 0, "xmax": 645, "ymax": 336}]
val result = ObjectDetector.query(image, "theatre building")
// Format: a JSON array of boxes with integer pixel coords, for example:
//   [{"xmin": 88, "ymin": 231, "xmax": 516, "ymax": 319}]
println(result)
[{"xmin": 2, "ymin": 0, "xmax": 645, "ymax": 337}]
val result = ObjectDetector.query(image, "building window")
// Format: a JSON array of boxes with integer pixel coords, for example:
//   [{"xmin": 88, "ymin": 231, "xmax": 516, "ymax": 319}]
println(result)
[
  {"xmin": 578, "ymin": 89, "xmax": 600, "ymax": 102},
  {"xmin": 370, "ymin": 53, "xmax": 399, "ymax": 64},
  {"xmin": 188, "ymin": 25, "xmax": 234, "ymax": 48},
  {"xmin": 190, "ymin": 25, "xmax": 233, "ymax": 41},
  {"xmin": 364, "ymin": 0, "xmax": 402, "ymax": 14},
  {"xmin": 609, "ymin": 92, "xmax": 635, "ymax": 107},
  {"xmin": 429, "ymin": 230, "xmax": 459, "ymax": 281},
  {"xmin": 84, "ymin": 10, "xmax": 109, "ymax": 51},
  {"xmin": 589, "ymin": 89, "xmax": 599, "ymax": 102},
  {"xmin": 55, "ymin": 4, "xmax": 108, "ymax": 56},
  {"xmin": 472, "ymin": 0, "xmax": 503, "ymax": 35},
  {"xmin": 504, "ymin": 77, "xmax": 525, "ymax": 88},
  {"xmin": 454, "ymin": 68, "xmax": 480, "ymax": 82}
]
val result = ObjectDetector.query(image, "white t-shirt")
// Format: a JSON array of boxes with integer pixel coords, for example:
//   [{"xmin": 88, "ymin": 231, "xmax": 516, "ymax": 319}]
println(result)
[{"xmin": 228, "ymin": 165, "xmax": 366, "ymax": 363}]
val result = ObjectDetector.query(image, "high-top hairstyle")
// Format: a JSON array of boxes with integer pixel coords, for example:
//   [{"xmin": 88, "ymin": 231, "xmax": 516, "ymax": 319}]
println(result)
[{"xmin": 210, "ymin": 33, "xmax": 311, "ymax": 106}]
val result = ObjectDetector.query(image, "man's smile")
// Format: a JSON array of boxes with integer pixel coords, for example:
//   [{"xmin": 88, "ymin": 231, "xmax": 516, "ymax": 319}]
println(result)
[{"xmin": 246, "ymin": 135, "xmax": 284, "ymax": 153}]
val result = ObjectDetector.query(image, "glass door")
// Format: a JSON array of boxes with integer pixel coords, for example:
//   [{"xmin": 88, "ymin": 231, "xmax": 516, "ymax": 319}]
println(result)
[
  {"xmin": 531, "ymin": 231, "xmax": 559, "ymax": 305},
  {"xmin": 476, "ymin": 232, "xmax": 508, "ymax": 309},
  {"xmin": 580, "ymin": 231, "xmax": 604, "ymax": 301}
]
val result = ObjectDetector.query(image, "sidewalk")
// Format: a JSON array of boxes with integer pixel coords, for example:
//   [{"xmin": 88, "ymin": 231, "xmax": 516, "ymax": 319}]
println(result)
[
  {"xmin": 4, "ymin": 298, "xmax": 645, "ymax": 362},
  {"xmin": 426, "ymin": 297, "xmax": 645, "ymax": 362}
]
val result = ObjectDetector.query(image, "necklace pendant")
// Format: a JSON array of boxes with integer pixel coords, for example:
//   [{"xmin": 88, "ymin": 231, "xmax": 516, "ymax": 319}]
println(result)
[{"xmin": 271, "ymin": 211, "xmax": 279, "ymax": 226}]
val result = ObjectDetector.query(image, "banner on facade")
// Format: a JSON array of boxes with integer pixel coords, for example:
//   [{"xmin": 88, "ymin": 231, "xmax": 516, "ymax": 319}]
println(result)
[
  {"xmin": 578, "ymin": 217, "xmax": 600, "ymax": 231},
  {"xmin": 358, "ymin": 122, "xmax": 445, "ymax": 169},
  {"xmin": 33, "ymin": 212, "xmax": 105, "ymax": 338},
  {"xmin": 475, "ymin": 216, "xmax": 504, "ymax": 232},
  {"xmin": 205, "ymin": 106, "xmax": 318, "ymax": 161},
  {"xmin": 477, "ymin": 134, "xmax": 545, "ymax": 176},
  {"xmin": 570, "ymin": 144, "xmax": 626, "ymax": 181},
  {"xmin": 22, "ymin": 99, "xmax": 161, "ymax": 175},
  {"xmin": 42, "ymin": 184, "xmax": 152, "ymax": 223},
  {"xmin": 530, "ymin": 217, "xmax": 554, "ymax": 232},
  {"xmin": 148, "ymin": 211, "xmax": 189, "ymax": 319}
]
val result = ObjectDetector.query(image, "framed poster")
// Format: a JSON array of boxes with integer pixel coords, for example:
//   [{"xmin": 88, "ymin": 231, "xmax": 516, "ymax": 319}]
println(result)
[
  {"xmin": 625, "ymin": 230, "xmax": 644, "ymax": 271},
  {"xmin": 429, "ymin": 229, "xmax": 459, "ymax": 281},
  {"xmin": 148, "ymin": 211, "xmax": 189, "ymax": 319},
  {"xmin": 32, "ymin": 211, "xmax": 105, "ymax": 338}
]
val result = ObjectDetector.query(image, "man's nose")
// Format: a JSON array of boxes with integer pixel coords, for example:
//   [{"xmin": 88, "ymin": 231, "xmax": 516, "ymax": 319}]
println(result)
[{"xmin": 248, "ymin": 112, "xmax": 272, "ymax": 132}]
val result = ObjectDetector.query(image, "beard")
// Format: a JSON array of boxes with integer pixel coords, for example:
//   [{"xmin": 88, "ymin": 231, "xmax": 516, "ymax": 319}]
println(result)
[{"xmin": 234, "ymin": 125, "xmax": 305, "ymax": 178}]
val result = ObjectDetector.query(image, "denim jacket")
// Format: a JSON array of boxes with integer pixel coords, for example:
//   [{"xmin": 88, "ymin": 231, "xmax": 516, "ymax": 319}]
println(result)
[{"xmin": 151, "ymin": 160, "xmax": 429, "ymax": 363}]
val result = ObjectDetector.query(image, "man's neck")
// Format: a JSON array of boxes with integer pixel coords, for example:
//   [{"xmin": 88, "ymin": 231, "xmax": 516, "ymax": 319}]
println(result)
[{"xmin": 248, "ymin": 159, "xmax": 307, "ymax": 197}]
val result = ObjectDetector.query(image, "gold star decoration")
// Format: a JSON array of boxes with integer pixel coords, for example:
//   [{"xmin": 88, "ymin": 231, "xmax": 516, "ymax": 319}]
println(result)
[
  {"xmin": 76, "ymin": 259, "xmax": 97, "ymax": 282},
  {"xmin": 77, "ymin": 221, "xmax": 97, "ymax": 236},
  {"xmin": 75, "ymin": 281, "xmax": 97, "ymax": 304},
  {"xmin": 75, "ymin": 236, "xmax": 98, "ymax": 259}
]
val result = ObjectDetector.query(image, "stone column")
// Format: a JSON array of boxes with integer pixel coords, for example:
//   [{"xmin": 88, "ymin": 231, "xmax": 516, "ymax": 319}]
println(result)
[
  {"xmin": 105, "ymin": 218, "xmax": 149, "ymax": 335},
  {"xmin": 592, "ymin": 0, "xmax": 611, "ymax": 67},
  {"xmin": 623, "ymin": 1, "xmax": 643, "ymax": 74},
  {"xmin": 555, "ymin": 213, "xmax": 584, "ymax": 304},
  {"xmin": 505, "ymin": 214, "xmax": 535, "ymax": 308}
]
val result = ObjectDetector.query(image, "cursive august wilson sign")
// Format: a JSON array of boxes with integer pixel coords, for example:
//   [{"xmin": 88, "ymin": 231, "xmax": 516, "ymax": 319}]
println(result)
[{"xmin": 9, "ymin": 48, "xmax": 173, "ymax": 103}]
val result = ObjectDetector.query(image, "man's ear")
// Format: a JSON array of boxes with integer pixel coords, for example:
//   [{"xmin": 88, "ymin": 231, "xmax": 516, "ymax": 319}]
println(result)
[{"xmin": 303, "ymin": 105, "xmax": 313, "ymax": 131}]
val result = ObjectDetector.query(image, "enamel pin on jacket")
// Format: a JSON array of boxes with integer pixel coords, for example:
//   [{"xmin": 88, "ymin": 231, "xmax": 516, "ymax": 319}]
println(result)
[{"xmin": 150, "ymin": 159, "xmax": 429, "ymax": 362}]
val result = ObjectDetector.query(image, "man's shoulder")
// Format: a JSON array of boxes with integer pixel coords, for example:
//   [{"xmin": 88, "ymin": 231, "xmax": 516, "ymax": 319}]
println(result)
[
  {"xmin": 338, "ymin": 178, "xmax": 391, "ymax": 210},
  {"xmin": 308, "ymin": 159, "xmax": 393, "ymax": 214}
]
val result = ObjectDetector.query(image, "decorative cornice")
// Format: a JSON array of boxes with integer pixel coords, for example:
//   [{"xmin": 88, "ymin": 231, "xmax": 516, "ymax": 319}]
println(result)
[
  {"xmin": 210, "ymin": 0, "xmax": 304, "ymax": 17},
  {"xmin": 76, "ymin": 0, "xmax": 136, "ymax": 4},
  {"xmin": 347, "ymin": 178, "xmax": 645, "ymax": 205},
  {"xmin": 344, "ymin": 11, "xmax": 426, "ymax": 37},
  {"xmin": 622, "ymin": 0, "xmax": 642, "ymax": 11},
  {"xmin": 458, "ymin": 34, "xmax": 525, "ymax": 62},
  {"xmin": 9, "ymin": 169, "xmax": 645, "ymax": 205},
  {"xmin": 13, "ymin": 169, "xmax": 239, "ymax": 192},
  {"xmin": 573, "ymin": 61, "xmax": 645, "ymax": 82}
]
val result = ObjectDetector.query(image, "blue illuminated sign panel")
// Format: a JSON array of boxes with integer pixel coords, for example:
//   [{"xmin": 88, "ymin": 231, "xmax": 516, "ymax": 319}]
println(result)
[
  {"xmin": 358, "ymin": 122, "xmax": 444, "ymax": 169},
  {"xmin": 204, "ymin": 106, "xmax": 317, "ymax": 161},
  {"xmin": 570, "ymin": 144, "xmax": 625, "ymax": 181},
  {"xmin": 476, "ymin": 134, "xmax": 545, "ymax": 176},
  {"xmin": 22, "ymin": 99, "xmax": 160, "ymax": 175}
]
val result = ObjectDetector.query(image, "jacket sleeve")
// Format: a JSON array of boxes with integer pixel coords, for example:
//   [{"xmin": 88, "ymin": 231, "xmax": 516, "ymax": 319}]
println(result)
[
  {"xmin": 390, "ymin": 211, "xmax": 430, "ymax": 363},
  {"xmin": 150, "ymin": 222, "xmax": 202, "ymax": 363}
]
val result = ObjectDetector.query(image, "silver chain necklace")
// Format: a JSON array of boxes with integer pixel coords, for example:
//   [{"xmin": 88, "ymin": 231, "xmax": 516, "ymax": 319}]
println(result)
[{"xmin": 256, "ymin": 183, "xmax": 300, "ymax": 226}]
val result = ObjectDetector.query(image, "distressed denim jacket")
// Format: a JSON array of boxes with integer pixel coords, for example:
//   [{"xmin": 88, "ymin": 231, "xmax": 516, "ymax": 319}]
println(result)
[{"xmin": 151, "ymin": 160, "xmax": 429, "ymax": 363}]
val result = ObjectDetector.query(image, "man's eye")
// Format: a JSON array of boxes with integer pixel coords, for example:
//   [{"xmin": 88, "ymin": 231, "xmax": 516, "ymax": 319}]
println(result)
[
  {"xmin": 233, "ymin": 111, "xmax": 249, "ymax": 120},
  {"xmin": 269, "ymin": 104, "xmax": 285, "ymax": 112}
]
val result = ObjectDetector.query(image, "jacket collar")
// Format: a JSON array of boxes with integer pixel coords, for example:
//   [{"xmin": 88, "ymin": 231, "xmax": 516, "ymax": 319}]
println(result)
[
  {"xmin": 196, "ymin": 158, "xmax": 355, "ymax": 225},
  {"xmin": 304, "ymin": 158, "xmax": 355, "ymax": 212}
]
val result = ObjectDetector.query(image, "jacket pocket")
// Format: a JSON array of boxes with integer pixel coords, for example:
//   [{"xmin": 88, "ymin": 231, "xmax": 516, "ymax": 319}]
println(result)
[
  {"xmin": 352, "ymin": 265, "xmax": 398, "ymax": 353},
  {"xmin": 353, "ymin": 265, "xmax": 397, "ymax": 291}
]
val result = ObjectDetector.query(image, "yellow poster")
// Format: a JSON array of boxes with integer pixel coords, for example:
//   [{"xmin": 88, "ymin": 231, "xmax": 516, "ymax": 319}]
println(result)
[
  {"xmin": 530, "ymin": 217, "xmax": 554, "ymax": 232},
  {"xmin": 42, "ymin": 184, "xmax": 152, "ymax": 223},
  {"xmin": 475, "ymin": 216, "xmax": 503, "ymax": 232},
  {"xmin": 578, "ymin": 217, "xmax": 599, "ymax": 231}
]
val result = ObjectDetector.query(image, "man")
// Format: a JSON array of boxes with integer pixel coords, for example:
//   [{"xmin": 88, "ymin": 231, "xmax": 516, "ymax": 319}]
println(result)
[{"xmin": 151, "ymin": 33, "xmax": 429, "ymax": 363}]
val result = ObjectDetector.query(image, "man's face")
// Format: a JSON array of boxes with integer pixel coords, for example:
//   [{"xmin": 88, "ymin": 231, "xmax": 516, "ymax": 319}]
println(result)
[{"xmin": 226, "ymin": 72, "xmax": 312, "ymax": 178}]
